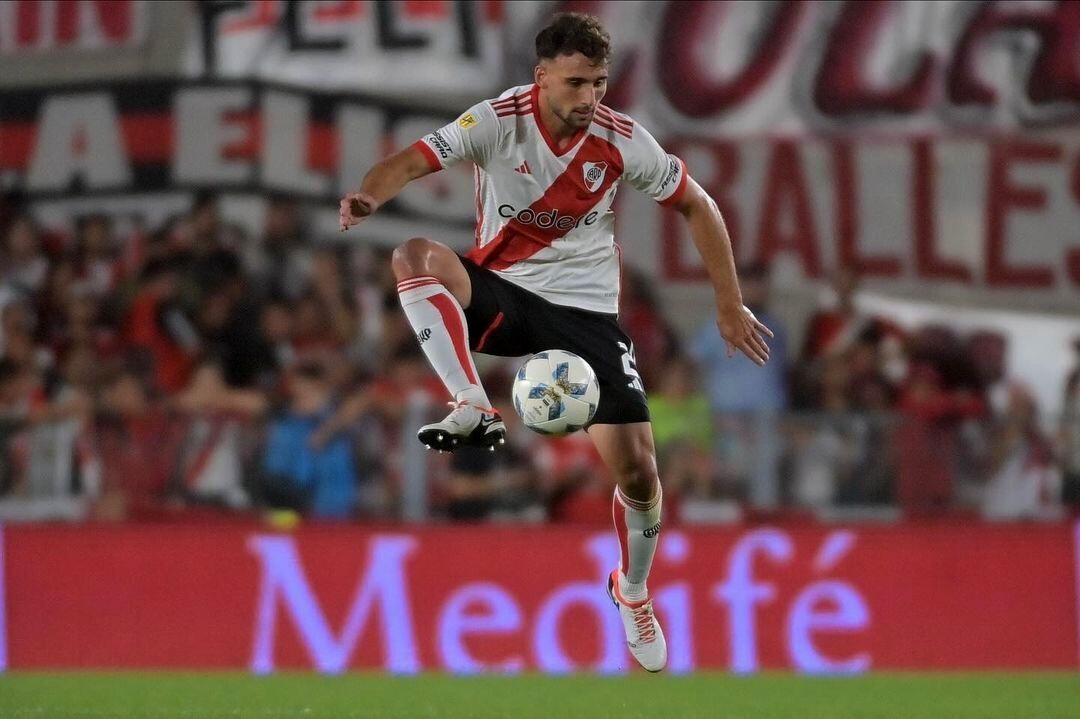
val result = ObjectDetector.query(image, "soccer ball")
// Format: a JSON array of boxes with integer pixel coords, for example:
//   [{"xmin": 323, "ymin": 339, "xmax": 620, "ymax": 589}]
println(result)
[{"xmin": 512, "ymin": 350, "xmax": 600, "ymax": 436}]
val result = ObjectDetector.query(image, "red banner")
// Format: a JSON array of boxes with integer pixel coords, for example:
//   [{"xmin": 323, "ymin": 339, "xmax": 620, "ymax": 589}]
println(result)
[{"xmin": 2, "ymin": 522, "xmax": 1078, "ymax": 673}]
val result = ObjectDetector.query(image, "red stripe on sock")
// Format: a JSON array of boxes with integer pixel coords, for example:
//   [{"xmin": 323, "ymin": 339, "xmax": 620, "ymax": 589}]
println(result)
[
  {"xmin": 613, "ymin": 491, "xmax": 629, "ymax": 575},
  {"xmin": 427, "ymin": 292, "xmax": 479, "ymax": 385},
  {"xmin": 617, "ymin": 486, "xmax": 660, "ymax": 512},
  {"xmin": 397, "ymin": 275, "xmax": 439, "ymax": 287},
  {"xmin": 397, "ymin": 277, "xmax": 442, "ymax": 293},
  {"xmin": 398, "ymin": 280, "xmax": 441, "ymax": 293}
]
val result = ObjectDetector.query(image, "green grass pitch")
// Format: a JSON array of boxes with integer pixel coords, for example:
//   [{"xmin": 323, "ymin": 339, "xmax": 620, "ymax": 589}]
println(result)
[{"xmin": 1, "ymin": 672, "xmax": 1078, "ymax": 718}]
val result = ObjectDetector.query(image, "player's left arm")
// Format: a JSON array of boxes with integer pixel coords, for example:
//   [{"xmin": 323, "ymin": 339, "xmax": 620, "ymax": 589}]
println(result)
[
  {"xmin": 621, "ymin": 117, "xmax": 773, "ymax": 366},
  {"xmin": 673, "ymin": 179, "xmax": 773, "ymax": 366}
]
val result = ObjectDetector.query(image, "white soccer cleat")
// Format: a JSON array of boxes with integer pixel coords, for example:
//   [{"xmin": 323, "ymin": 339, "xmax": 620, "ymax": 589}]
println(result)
[
  {"xmin": 607, "ymin": 569, "xmax": 667, "ymax": 672},
  {"xmin": 417, "ymin": 401, "xmax": 506, "ymax": 452}
]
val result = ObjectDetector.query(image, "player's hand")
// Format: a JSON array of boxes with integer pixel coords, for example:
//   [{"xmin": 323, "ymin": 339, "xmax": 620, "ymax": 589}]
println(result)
[
  {"xmin": 717, "ymin": 303, "xmax": 774, "ymax": 366},
  {"xmin": 339, "ymin": 191, "xmax": 379, "ymax": 232}
]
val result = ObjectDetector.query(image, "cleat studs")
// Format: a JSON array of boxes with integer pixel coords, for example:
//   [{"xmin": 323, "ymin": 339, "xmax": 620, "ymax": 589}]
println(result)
[
  {"xmin": 489, "ymin": 445, "xmax": 495, "ymax": 452},
  {"xmin": 437, "ymin": 434, "xmax": 444, "ymax": 441}
]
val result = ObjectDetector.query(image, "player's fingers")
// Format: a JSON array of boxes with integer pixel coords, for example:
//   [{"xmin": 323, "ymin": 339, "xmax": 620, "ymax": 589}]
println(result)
[
  {"xmin": 748, "ymin": 330, "xmax": 771, "ymax": 362},
  {"xmin": 754, "ymin": 318, "xmax": 775, "ymax": 339},
  {"xmin": 725, "ymin": 340, "xmax": 736, "ymax": 358},
  {"xmin": 741, "ymin": 340, "xmax": 767, "ymax": 366}
]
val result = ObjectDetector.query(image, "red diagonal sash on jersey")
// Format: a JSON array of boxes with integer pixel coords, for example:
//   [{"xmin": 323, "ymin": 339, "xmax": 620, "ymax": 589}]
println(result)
[{"xmin": 467, "ymin": 135, "xmax": 624, "ymax": 271}]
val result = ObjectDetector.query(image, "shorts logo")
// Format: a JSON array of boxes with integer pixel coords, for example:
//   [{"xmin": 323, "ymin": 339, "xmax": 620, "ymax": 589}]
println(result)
[
  {"xmin": 457, "ymin": 113, "xmax": 478, "ymax": 129},
  {"xmin": 583, "ymin": 161, "xmax": 608, "ymax": 192},
  {"xmin": 416, "ymin": 328, "xmax": 432, "ymax": 345},
  {"xmin": 643, "ymin": 521, "xmax": 662, "ymax": 538}
]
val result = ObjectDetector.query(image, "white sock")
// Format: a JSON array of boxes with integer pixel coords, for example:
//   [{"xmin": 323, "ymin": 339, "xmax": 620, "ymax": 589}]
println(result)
[
  {"xmin": 397, "ymin": 276, "xmax": 490, "ymax": 408},
  {"xmin": 612, "ymin": 485, "xmax": 662, "ymax": 602}
]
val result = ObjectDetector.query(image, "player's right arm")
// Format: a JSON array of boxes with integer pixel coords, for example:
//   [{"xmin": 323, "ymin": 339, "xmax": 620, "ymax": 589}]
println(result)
[
  {"xmin": 339, "ymin": 146, "xmax": 433, "ymax": 231},
  {"xmin": 339, "ymin": 101, "xmax": 501, "ymax": 232}
]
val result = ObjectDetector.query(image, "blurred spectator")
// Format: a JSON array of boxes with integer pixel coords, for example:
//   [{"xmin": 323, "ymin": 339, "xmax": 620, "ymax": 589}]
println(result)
[
  {"xmin": 1, "ymin": 215, "xmax": 49, "ymax": 298},
  {"xmin": 443, "ymin": 378, "xmax": 542, "ymax": 523},
  {"xmin": 172, "ymin": 360, "xmax": 267, "ymax": 509},
  {"xmin": 981, "ymin": 385, "xmax": 1061, "ymax": 520},
  {"xmin": 619, "ymin": 267, "xmax": 678, "ymax": 390},
  {"xmin": 197, "ymin": 271, "xmax": 274, "ymax": 388},
  {"xmin": 648, "ymin": 354, "xmax": 714, "ymax": 507},
  {"xmin": 122, "ymin": 259, "xmax": 199, "ymax": 394},
  {"xmin": 93, "ymin": 370, "xmax": 185, "ymax": 521},
  {"xmin": 895, "ymin": 357, "xmax": 985, "ymax": 515},
  {"xmin": 649, "ymin": 354, "xmax": 712, "ymax": 453},
  {"xmin": 800, "ymin": 263, "xmax": 861, "ymax": 362},
  {"xmin": 541, "ymin": 431, "xmax": 610, "ymax": 524},
  {"xmin": 260, "ymin": 360, "xmax": 358, "ymax": 519},
  {"xmin": 690, "ymin": 262, "xmax": 787, "ymax": 508},
  {"xmin": 258, "ymin": 300, "xmax": 297, "ymax": 374},
  {"xmin": 72, "ymin": 214, "xmax": 122, "ymax": 297},
  {"xmin": 244, "ymin": 196, "xmax": 313, "ymax": 301}
]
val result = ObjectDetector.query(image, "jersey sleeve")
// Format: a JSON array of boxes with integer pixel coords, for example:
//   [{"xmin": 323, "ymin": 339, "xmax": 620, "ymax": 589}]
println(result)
[
  {"xmin": 620, "ymin": 123, "xmax": 689, "ymax": 207},
  {"xmin": 412, "ymin": 101, "xmax": 501, "ymax": 172}
]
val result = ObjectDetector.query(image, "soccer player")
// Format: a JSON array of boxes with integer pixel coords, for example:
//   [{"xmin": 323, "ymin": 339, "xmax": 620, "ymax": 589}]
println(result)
[{"xmin": 339, "ymin": 13, "xmax": 772, "ymax": 672}]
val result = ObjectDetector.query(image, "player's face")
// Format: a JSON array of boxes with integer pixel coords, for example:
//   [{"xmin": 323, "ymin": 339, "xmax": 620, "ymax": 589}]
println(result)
[{"xmin": 536, "ymin": 53, "xmax": 609, "ymax": 130}]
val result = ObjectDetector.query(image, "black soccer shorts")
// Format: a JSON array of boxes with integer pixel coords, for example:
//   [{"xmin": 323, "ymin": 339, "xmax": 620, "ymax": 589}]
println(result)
[{"xmin": 459, "ymin": 256, "xmax": 650, "ymax": 426}]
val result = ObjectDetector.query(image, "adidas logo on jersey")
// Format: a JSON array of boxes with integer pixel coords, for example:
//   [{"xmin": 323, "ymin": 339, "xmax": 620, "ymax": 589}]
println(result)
[{"xmin": 514, "ymin": 162, "xmax": 531, "ymax": 174}]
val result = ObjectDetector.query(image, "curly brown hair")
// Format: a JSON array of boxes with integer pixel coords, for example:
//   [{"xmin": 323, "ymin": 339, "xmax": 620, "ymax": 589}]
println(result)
[{"xmin": 535, "ymin": 12, "xmax": 611, "ymax": 65}]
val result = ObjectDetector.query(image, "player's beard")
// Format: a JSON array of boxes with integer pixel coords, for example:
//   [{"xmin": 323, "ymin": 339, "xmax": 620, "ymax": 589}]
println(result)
[{"xmin": 555, "ymin": 103, "xmax": 594, "ymax": 130}]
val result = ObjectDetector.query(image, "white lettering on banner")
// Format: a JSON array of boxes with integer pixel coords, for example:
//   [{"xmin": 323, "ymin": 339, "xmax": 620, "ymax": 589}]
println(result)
[
  {"xmin": 713, "ymin": 528, "xmax": 793, "ymax": 674},
  {"xmin": 532, "ymin": 536, "xmax": 625, "ymax": 674},
  {"xmin": 174, "ymin": 87, "xmax": 254, "ymax": 185},
  {"xmin": 247, "ymin": 534, "xmax": 420, "ymax": 674},
  {"xmin": 262, "ymin": 91, "xmax": 329, "ymax": 195},
  {"xmin": 243, "ymin": 529, "xmax": 873, "ymax": 674},
  {"xmin": 27, "ymin": 94, "xmax": 131, "ymax": 191},
  {"xmin": 0, "ymin": 524, "xmax": 6, "ymax": 673},
  {"xmin": 437, "ymin": 583, "xmax": 524, "ymax": 674},
  {"xmin": 788, "ymin": 582, "xmax": 871, "ymax": 674},
  {"xmin": 711, "ymin": 529, "xmax": 871, "ymax": 674}
]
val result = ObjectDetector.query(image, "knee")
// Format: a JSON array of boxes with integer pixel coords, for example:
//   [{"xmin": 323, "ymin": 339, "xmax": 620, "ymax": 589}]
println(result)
[
  {"xmin": 611, "ymin": 446, "xmax": 660, "ymax": 500},
  {"xmin": 392, "ymin": 237, "xmax": 439, "ymax": 278}
]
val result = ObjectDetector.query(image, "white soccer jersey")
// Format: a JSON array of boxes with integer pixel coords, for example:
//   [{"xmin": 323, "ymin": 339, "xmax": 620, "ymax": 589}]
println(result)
[{"xmin": 413, "ymin": 84, "xmax": 688, "ymax": 314}]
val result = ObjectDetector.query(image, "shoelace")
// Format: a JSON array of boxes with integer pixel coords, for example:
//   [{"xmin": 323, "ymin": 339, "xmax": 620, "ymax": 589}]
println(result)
[
  {"xmin": 629, "ymin": 601, "xmax": 657, "ymax": 644},
  {"xmin": 445, "ymin": 400, "xmax": 496, "ymax": 419}
]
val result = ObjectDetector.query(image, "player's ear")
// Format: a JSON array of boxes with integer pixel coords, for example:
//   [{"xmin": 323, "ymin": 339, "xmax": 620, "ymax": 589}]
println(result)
[{"xmin": 534, "ymin": 63, "xmax": 545, "ymax": 87}]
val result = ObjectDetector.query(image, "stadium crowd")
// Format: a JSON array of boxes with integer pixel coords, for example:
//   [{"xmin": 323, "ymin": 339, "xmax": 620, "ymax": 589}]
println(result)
[{"xmin": 0, "ymin": 192, "xmax": 1076, "ymax": 524}]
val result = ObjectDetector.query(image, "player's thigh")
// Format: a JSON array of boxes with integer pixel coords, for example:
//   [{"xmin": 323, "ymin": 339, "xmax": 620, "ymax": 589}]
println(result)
[
  {"xmin": 458, "ymin": 257, "xmax": 534, "ymax": 357},
  {"xmin": 539, "ymin": 310, "xmax": 651, "ymax": 426}
]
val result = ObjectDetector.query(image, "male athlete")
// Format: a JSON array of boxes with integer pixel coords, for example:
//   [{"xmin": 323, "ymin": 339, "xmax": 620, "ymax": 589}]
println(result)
[{"xmin": 340, "ymin": 13, "xmax": 772, "ymax": 672}]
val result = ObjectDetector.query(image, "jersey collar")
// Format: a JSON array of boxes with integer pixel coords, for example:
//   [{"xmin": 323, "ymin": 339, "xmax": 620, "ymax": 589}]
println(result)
[{"xmin": 531, "ymin": 84, "xmax": 587, "ymax": 158}]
